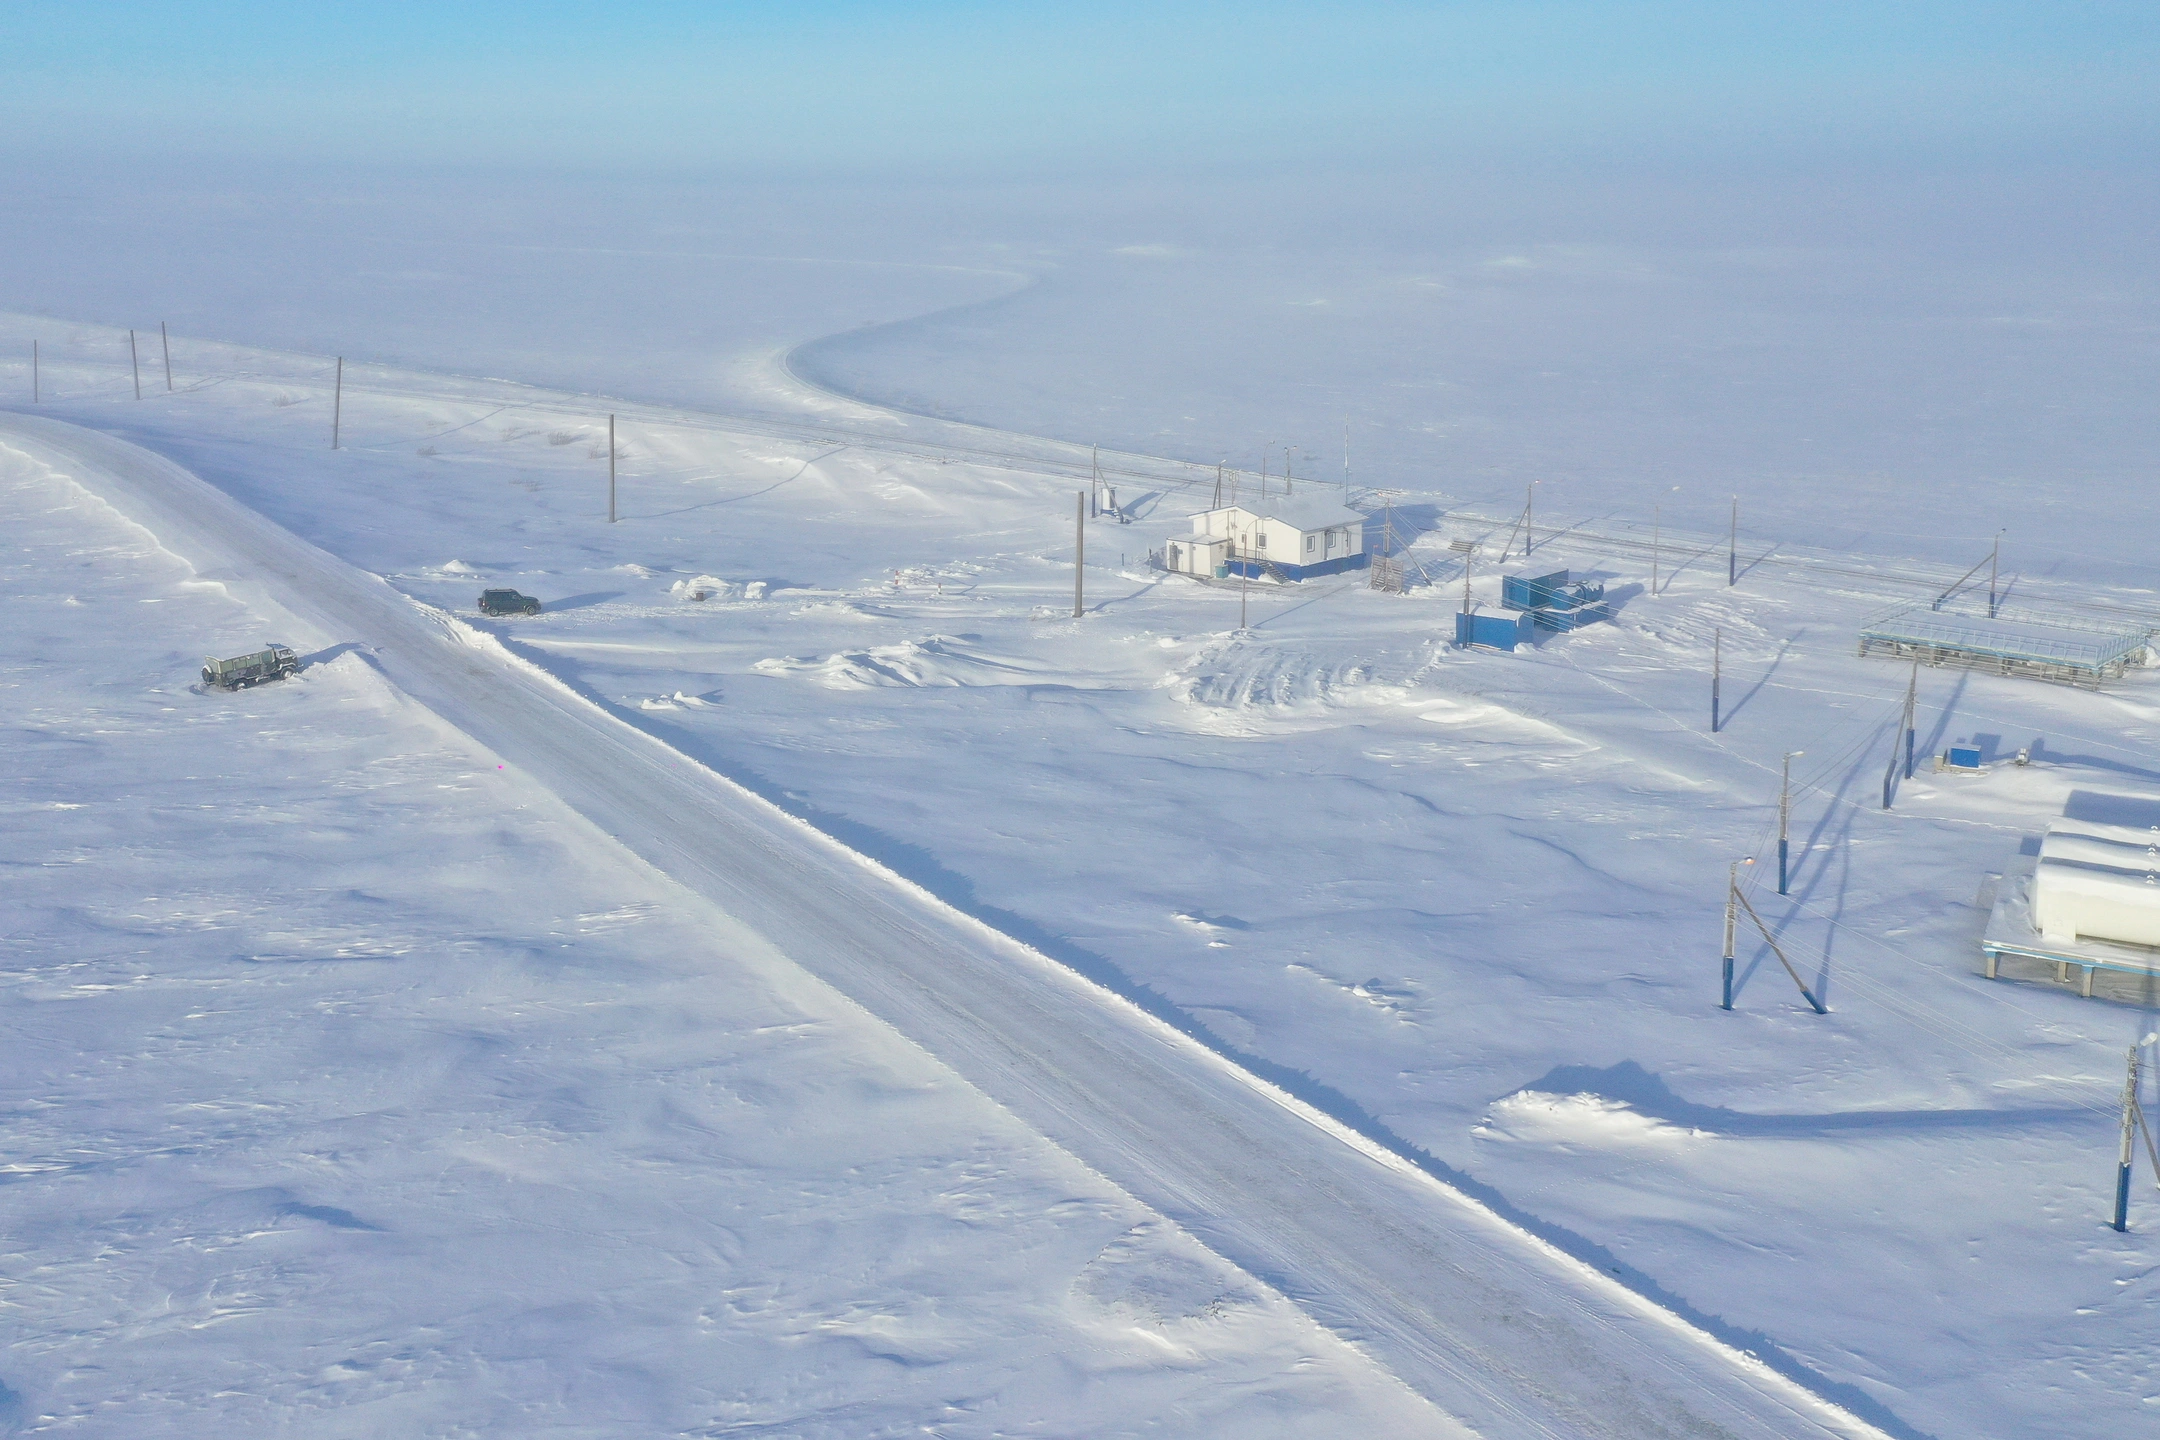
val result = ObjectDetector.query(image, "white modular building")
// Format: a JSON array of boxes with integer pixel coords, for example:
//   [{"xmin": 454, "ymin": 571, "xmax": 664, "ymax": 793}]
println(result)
[
  {"xmin": 2032, "ymin": 820, "xmax": 2160, "ymax": 947},
  {"xmin": 1165, "ymin": 495, "xmax": 1368, "ymax": 581}
]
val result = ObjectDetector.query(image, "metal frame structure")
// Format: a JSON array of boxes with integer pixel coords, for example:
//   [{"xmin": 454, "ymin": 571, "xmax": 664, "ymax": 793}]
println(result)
[{"xmin": 1858, "ymin": 605, "xmax": 2147, "ymax": 689}]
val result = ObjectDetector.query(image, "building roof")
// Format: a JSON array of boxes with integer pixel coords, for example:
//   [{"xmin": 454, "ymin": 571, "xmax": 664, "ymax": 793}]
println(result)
[{"xmin": 1197, "ymin": 495, "xmax": 1366, "ymax": 532}]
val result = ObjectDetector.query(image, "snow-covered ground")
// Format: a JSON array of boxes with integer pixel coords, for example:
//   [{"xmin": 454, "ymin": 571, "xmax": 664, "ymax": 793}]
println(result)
[
  {"xmin": 4, "ymin": 229, "xmax": 2158, "ymax": 1438},
  {"xmin": 0, "ymin": 415, "xmax": 1446, "ymax": 1437}
]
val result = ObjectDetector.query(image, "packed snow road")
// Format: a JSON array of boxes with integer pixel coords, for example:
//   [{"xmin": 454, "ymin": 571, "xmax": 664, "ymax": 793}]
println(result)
[{"xmin": 3, "ymin": 413, "xmax": 1889, "ymax": 1440}]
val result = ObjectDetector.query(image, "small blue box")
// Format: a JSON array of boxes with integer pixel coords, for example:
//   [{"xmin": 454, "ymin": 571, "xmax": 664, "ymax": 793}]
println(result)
[{"xmin": 1945, "ymin": 745, "xmax": 1983, "ymax": 770}]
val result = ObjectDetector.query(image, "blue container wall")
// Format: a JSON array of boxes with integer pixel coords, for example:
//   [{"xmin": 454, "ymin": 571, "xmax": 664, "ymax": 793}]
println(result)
[{"xmin": 1457, "ymin": 610, "xmax": 1534, "ymax": 649}]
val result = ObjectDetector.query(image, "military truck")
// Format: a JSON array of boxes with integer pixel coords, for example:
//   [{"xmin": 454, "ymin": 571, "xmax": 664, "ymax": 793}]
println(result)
[
  {"xmin": 202, "ymin": 644, "xmax": 301, "ymax": 690},
  {"xmin": 478, "ymin": 588, "xmax": 542, "ymax": 616}
]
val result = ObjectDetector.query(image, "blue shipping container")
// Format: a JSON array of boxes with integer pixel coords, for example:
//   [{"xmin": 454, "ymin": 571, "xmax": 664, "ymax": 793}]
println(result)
[{"xmin": 1457, "ymin": 610, "xmax": 1536, "ymax": 649}]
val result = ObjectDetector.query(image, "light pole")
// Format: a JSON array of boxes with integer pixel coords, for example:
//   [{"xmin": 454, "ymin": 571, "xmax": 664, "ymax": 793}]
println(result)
[
  {"xmin": 1779, "ymin": 751, "xmax": 1804, "ymax": 895},
  {"xmin": 1721, "ymin": 858, "xmax": 1752, "ymax": 1010},
  {"xmin": 2115, "ymin": 1034, "xmax": 2158, "ymax": 1232}
]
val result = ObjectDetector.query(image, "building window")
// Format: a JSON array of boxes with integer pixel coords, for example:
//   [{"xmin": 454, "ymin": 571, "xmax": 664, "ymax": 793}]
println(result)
[
  {"xmin": 1305, "ymin": 534, "xmax": 1316, "ymax": 553},
  {"xmin": 1256, "ymin": 531, "xmax": 1267, "ymax": 550}
]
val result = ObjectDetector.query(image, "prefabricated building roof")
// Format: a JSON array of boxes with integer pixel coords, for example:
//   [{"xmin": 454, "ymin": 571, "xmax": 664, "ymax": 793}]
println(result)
[
  {"xmin": 2033, "ymin": 820, "xmax": 2160, "ymax": 948},
  {"xmin": 1198, "ymin": 496, "xmax": 1366, "ymax": 531},
  {"xmin": 1859, "ymin": 606, "xmax": 2148, "ymax": 672}
]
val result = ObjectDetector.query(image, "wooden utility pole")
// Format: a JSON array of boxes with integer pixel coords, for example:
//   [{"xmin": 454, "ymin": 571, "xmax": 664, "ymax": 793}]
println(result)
[
  {"xmin": 1711, "ymin": 628, "xmax": 1722, "ymax": 733},
  {"xmin": 1902, "ymin": 663, "xmax": 1918, "ymax": 779},
  {"xmin": 1881, "ymin": 688, "xmax": 1908, "ymax": 810},
  {"xmin": 331, "ymin": 357, "xmax": 343, "ymax": 449},
  {"xmin": 129, "ymin": 330, "xmax": 141, "ymax": 399},
  {"xmin": 1988, "ymin": 531, "xmax": 2001, "ymax": 617},
  {"xmin": 160, "ymin": 322, "xmax": 172, "ymax": 391},
  {"xmin": 1524, "ymin": 482, "xmax": 1533, "ymax": 557},
  {"xmin": 2114, "ymin": 1045, "xmax": 2142, "ymax": 1232},
  {"xmin": 608, "ymin": 414, "xmax": 617, "ymax": 522},
  {"xmin": 1722, "ymin": 861, "xmax": 1739, "ymax": 1010},
  {"xmin": 1073, "ymin": 491, "xmax": 1085, "ymax": 618},
  {"xmin": 1728, "ymin": 497, "xmax": 1738, "ymax": 586},
  {"xmin": 1732, "ymin": 880, "xmax": 1829, "ymax": 1013},
  {"xmin": 1779, "ymin": 750, "xmax": 1804, "ymax": 895}
]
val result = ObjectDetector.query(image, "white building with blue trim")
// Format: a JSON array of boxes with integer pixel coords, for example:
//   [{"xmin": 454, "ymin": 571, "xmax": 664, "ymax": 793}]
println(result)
[{"xmin": 1165, "ymin": 495, "xmax": 1368, "ymax": 580}]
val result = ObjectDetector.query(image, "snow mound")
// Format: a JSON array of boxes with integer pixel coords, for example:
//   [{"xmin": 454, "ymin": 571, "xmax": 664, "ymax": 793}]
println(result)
[
  {"xmin": 637, "ymin": 691, "xmax": 717, "ymax": 710},
  {"xmin": 755, "ymin": 635, "xmax": 1041, "ymax": 689},
  {"xmin": 1475, "ymin": 1091, "xmax": 1705, "ymax": 1149},
  {"xmin": 438, "ymin": 559, "xmax": 479, "ymax": 574},
  {"xmin": 1163, "ymin": 636, "xmax": 1413, "ymax": 733},
  {"xmin": 1070, "ymin": 1221, "xmax": 1265, "ymax": 1333},
  {"xmin": 669, "ymin": 575, "xmax": 769, "ymax": 603}
]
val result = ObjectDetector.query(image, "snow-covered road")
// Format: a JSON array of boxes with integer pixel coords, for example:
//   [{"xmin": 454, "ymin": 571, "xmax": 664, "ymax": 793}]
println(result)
[{"xmin": 3, "ymin": 412, "xmax": 1890, "ymax": 1440}]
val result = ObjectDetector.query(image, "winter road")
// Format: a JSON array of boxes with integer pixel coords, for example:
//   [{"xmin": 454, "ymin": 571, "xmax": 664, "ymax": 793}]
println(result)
[{"xmin": 3, "ymin": 413, "xmax": 1892, "ymax": 1440}]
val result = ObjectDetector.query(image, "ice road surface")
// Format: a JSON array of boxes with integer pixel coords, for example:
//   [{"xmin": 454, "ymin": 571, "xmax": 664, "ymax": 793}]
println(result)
[
  {"xmin": 5, "ymin": 315, "xmax": 2160, "ymax": 1438},
  {"xmin": 0, "ymin": 431, "xmax": 1441, "ymax": 1435}
]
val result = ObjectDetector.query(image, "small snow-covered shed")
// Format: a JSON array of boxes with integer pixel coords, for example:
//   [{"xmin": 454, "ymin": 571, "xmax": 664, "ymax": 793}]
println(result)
[{"xmin": 1167, "ymin": 496, "xmax": 1367, "ymax": 581}]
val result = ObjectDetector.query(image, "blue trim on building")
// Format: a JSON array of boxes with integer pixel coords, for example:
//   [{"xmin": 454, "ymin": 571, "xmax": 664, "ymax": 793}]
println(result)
[{"xmin": 1225, "ymin": 552, "xmax": 1370, "ymax": 581}]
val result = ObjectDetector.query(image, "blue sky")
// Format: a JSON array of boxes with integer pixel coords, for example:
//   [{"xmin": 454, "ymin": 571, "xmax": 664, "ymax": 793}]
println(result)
[{"xmin": 5, "ymin": 2, "xmax": 2155, "ymax": 173}]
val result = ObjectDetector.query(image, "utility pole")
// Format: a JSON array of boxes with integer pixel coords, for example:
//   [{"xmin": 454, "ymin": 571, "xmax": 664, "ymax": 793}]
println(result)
[
  {"xmin": 1903, "ymin": 663, "xmax": 1918, "ymax": 779},
  {"xmin": 1342, "ymin": 416, "xmax": 1350, "ymax": 497},
  {"xmin": 1874, "ymin": 686, "xmax": 1909, "ymax": 816},
  {"xmin": 1524, "ymin": 482, "xmax": 1534, "ymax": 557},
  {"xmin": 1779, "ymin": 750, "xmax": 1805, "ymax": 895},
  {"xmin": 1722, "ymin": 861, "xmax": 1740, "ymax": 1010},
  {"xmin": 1091, "ymin": 445, "xmax": 1101, "ymax": 517},
  {"xmin": 129, "ymin": 330, "xmax": 141, "ymax": 399},
  {"xmin": 2116, "ymin": 1045, "xmax": 2142, "ymax": 1232},
  {"xmin": 1212, "ymin": 463, "xmax": 1225, "ymax": 509},
  {"xmin": 1285, "ymin": 446, "xmax": 1296, "ymax": 495},
  {"xmin": 331, "ymin": 357, "xmax": 342, "ymax": 449},
  {"xmin": 160, "ymin": 322, "xmax": 172, "ymax": 391},
  {"xmin": 1074, "ymin": 491, "xmax": 1085, "ymax": 618},
  {"xmin": 608, "ymin": 414, "xmax": 617, "ymax": 522},
  {"xmin": 1728, "ymin": 497, "xmax": 1738, "ymax": 586},
  {"xmin": 1712, "ymin": 628, "xmax": 1722, "ymax": 733},
  {"xmin": 1988, "ymin": 531, "xmax": 2001, "ymax": 618}
]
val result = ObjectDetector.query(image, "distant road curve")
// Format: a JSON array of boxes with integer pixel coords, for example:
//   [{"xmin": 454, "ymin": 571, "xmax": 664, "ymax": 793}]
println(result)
[{"xmin": 1, "ymin": 412, "xmax": 1894, "ymax": 1440}]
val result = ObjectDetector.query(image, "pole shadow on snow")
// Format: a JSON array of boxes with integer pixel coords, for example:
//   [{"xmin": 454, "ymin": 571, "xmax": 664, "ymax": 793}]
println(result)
[
  {"xmin": 1734, "ymin": 543, "xmax": 1780, "ymax": 583},
  {"xmin": 1719, "ymin": 630, "xmax": 1802, "ymax": 730},
  {"xmin": 490, "ymin": 630, "xmax": 1937, "ymax": 1440},
  {"xmin": 1917, "ymin": 668, "xmax": 1971, "ymax": 764}
]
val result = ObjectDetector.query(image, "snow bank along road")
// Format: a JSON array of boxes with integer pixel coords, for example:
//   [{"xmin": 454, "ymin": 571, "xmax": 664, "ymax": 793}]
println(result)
[{"xmin": 3, "ymin": 413, "xmax": 1891, "ymax": 1440}]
